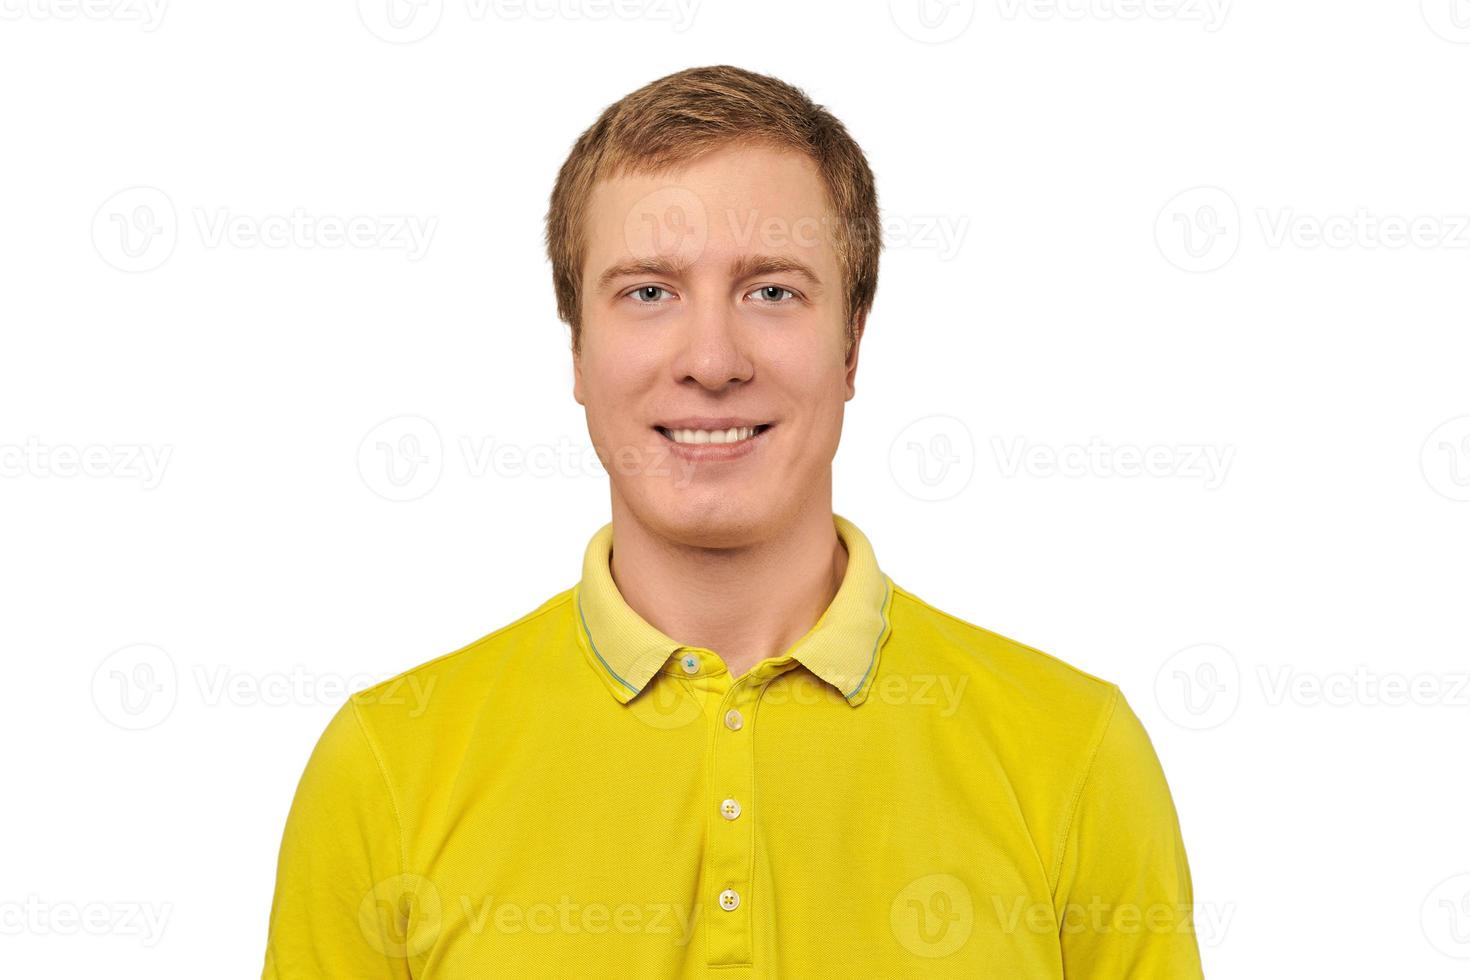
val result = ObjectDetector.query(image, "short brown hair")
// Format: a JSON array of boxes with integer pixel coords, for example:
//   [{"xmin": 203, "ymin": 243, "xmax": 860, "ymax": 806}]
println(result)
[{"xmin": 545, "ymin": 65, "xmax": 881, "ymax": 357}]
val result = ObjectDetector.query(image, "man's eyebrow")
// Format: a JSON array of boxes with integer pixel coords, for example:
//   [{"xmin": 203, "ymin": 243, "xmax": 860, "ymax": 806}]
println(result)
[
  {"xmin": 594, "ymin": 254, "xmax": 825, "ymax": 293},
  {"xmin": 595, "ymin": 257, "xmax": 690, "ymax": 293},
  {"xmin": 729, "ymin": 254, "xmax": 823, "ymax": 288}
]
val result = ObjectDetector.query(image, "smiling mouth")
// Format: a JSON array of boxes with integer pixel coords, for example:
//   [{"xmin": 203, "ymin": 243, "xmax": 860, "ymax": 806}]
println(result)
[{"xmin": 655, "ymin": 424, "xmax": 774, "ymax": 446}]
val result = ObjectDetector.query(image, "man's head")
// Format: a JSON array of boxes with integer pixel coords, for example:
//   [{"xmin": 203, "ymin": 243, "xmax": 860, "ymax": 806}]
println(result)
[{"xmin": 546, "ymin": 65, "xmax": 881, "ymax": 544}]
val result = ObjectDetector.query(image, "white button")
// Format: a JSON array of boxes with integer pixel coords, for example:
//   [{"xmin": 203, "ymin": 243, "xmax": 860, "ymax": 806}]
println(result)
[
  {"xmin": 724, "ymin": 709, "xmax": 743, "ymax": 731},
  {"xmin": 720, "ymin": 798, "xmax": 741, "ymax": 820},
  {"xmin": 719, "ymin": 888, "xmax": 740, "ymax": 911},
  {"xmin": 679, "ymin": 654, "xmax": 699, "ymax": 674}
]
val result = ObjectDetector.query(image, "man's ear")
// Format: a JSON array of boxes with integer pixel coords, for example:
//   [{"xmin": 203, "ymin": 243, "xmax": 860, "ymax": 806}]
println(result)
[
  {"xmin": 844, "ymin": 312, "xmax": 867, "ymax": 400},
  {"xmin": 571, "ymin": 340, "xmax": 585, "ymax": 407}
]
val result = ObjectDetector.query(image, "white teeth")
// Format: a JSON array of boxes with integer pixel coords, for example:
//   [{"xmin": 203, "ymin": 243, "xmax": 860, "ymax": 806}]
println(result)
[{"xmin": 665, "ymin": 426, "xmax": 758, "ymax": 445}]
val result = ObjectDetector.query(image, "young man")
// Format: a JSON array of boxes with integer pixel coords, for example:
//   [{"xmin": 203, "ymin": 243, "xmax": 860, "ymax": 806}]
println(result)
[{"xmin": 260, "ymin": 65, "xmax": 1204, "ymax": 978}]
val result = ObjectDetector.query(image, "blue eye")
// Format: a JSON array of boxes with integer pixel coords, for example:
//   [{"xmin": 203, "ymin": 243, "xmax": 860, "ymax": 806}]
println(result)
[
  {"xmin": 628, "ymin": 285, "xmax": 672, "ymax": 304},
  {"xmin": 750, "ymin": 285, "xmax": 796, "ymax": 303}
]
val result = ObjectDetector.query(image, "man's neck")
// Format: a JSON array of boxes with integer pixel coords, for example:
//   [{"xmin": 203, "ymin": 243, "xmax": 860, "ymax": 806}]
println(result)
[{"xmin": 606, "ymin": 501, "xmax": 849, "ymax": 680}]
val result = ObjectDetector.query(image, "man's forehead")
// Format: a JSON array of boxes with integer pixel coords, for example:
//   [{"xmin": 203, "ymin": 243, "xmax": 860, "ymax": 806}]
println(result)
[
  {"xmin": 596, "ymin": 142, "xmax": 825, "ymax": 206},
  {"xmin": 583, "ymin": 147, "xmax": 839, "ymax": 278}
]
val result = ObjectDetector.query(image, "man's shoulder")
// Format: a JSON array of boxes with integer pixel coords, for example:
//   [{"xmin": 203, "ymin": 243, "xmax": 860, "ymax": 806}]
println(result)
[
  {"xmin": 890, "ymin": 582, "xmax": 1117, "ymax": 694},
  {"xmin": 345, "ymin": 586, "xmax": 578, "ymax": 730},
  {"xmin": 887, "ymin": 581, "xmax": 1122, "ymax": 742},
  {"xmin": 887, "ymin": 582, "xmax": 1138, "ymax": 865}
]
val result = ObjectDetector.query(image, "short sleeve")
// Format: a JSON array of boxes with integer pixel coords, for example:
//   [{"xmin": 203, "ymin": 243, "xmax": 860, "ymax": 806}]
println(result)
[
  {"xmin": 260, "ymin": 698, "xmax": 416, "ymax": 980},
  {"xmin": 1053, "ymin": 689, "xmax": 1205, "ymax": 979}
]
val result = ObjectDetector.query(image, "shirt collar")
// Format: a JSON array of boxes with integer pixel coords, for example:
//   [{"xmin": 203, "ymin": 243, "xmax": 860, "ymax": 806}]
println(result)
[{"xmin": 574, "ymin": 513, "xmax": 894, "ymax": 707}]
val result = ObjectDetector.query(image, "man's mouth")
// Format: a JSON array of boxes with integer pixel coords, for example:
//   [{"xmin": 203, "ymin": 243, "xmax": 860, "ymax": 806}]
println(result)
[{"xmin": 654, "ymin": 423, "xmax": 774, "ymax": 446}]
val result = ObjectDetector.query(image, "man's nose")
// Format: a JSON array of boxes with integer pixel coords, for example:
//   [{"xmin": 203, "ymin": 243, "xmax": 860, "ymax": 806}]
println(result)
[{"xmin": 671, "ymin": 294, "xmax": 755, "ymax": 389}]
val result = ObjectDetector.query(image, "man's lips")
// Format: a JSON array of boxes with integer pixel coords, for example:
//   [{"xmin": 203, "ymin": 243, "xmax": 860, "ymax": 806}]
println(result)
[
  {"xmin": 652, "ymin": 417, "xmax": 775, "ymax": 430},
  {"xmin": 653, "ymin": 422, "xmax": 775, "ymax": 446}
]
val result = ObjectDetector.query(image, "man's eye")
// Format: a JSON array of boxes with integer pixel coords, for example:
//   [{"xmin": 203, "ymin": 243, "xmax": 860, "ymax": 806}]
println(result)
[
  {"xmin": 750, "ymin": 285, "xmax": 796, "ymax": 303},
  {"xmin": 627, "ymin": 285, "xmax": 672, "ymax": 304}
]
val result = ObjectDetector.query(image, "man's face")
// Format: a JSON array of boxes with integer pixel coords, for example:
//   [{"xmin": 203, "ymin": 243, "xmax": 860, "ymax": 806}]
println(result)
[{"xmin": 573, "ymin": 143, "xmax": 862, "ymax": 544}]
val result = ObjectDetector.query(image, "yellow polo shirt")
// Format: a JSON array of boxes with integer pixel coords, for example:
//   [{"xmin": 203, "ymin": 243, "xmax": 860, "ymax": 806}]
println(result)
[{"xmin": 260, "ymin": 513, "xmax": 1203, "ymax": 978}]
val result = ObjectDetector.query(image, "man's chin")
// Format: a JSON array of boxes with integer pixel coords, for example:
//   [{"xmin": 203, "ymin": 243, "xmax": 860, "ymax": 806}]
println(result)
[{"xmin": 626, "ymin": 494, "xmax": 776, "ymax": 549}]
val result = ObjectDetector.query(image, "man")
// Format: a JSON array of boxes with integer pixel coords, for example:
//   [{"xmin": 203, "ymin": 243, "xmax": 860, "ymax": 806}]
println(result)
[{"xmin": 260, "ymin": 65, "xmax": 1204, "ymax": 978}]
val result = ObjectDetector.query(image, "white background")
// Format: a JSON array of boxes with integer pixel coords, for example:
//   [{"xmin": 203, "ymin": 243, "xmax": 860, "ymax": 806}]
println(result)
[{"xmin": 2, "ymin": 0, "xmax": 1468, "ymax": 976}]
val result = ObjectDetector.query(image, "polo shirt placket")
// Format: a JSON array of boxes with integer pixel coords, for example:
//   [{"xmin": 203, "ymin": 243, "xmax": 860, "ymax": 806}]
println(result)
[
  {"xmin": 707, "ymin": 649, "xmax": 756, "ymax": 966},
  {"xmin": 678, "ymin": 648, "xmax": 800, "ymax": 970}
]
